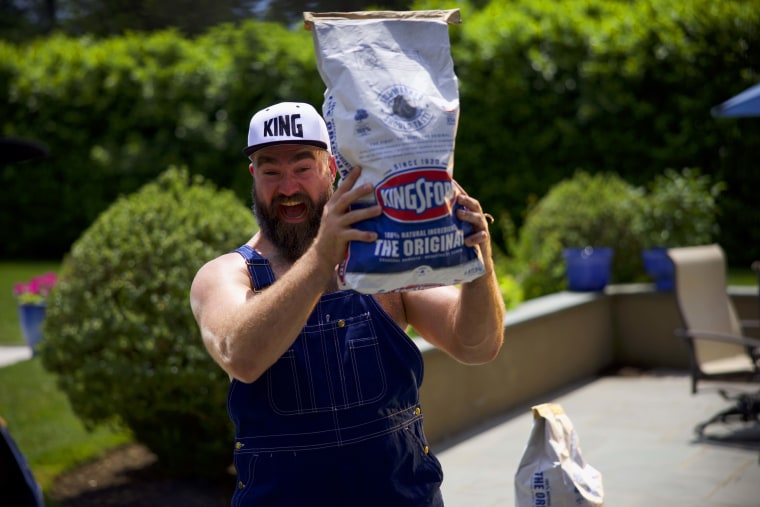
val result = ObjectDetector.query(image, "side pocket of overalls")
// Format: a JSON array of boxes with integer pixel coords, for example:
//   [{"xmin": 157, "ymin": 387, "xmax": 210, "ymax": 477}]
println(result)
[
  {"xmin": 402, "ymin": 418, "xmax": 444, "ymax": 484},
  {"xmin": 231, "ymin": 451, "xmax": 259, "ymax": 507}
]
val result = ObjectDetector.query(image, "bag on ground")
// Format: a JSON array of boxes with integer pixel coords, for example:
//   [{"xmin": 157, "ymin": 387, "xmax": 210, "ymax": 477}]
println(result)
[{"xmin": 515, "ymin": 403, "xmax": 604, "ymax": 507}]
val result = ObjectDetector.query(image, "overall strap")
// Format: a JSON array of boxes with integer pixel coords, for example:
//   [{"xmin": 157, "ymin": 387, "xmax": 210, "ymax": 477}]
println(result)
[{"xmin": 234, "ymin": 245, "xmax": 275, "ymax": 292}]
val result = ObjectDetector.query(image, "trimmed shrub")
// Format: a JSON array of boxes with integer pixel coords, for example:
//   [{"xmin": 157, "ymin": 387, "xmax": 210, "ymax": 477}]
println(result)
[
  {"xmin": 39, "ymin": 167, "xmax": 256, "ymax": 478},
  {"xmin": 513, "ymin": 168, "xmax": 726, "ymax": 298},
  {"xmin": 513, "ymin": 171, "xmax": 646, "ymax": 299},
  {"xmin": 636, "ymin": 168, "xmax": 725, "ymax": 249}
]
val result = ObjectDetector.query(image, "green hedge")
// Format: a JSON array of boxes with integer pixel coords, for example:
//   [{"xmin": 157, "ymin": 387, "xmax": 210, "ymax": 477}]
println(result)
[
  {"xmin": 450, "ymin": 0, "xmax": 759, "ymax": 266},
  {"xmin": 39, "ymin": 167, "xmax": 256, "ymax": 477},
  {"xmin": 0, "ymin": 21, "xmax": 321, "ymax": 258},
  {"xmin": 2, "ymin": 0, "xmax": 759, "ymax": 266}
]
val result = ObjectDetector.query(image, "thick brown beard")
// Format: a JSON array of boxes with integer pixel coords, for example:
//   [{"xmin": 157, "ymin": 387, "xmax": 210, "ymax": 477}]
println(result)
[{"xmin": 252, "ymin": 186, "xmax": 332, "ymax": 263}]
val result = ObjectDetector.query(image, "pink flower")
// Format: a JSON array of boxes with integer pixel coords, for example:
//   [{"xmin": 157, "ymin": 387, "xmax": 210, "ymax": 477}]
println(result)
[
  {"xmin": 13, "ymin": 272, "xmax": 58, "ymax": 305},
  {"xmin": 13, "ymin": 282, "xmax": 29, "ymax": 296}
]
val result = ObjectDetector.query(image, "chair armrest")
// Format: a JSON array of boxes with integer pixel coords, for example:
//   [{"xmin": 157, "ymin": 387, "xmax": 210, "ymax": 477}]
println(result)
[
  {"xmin": 740, "ymin": 319, "xmax": 760, "ymax": 330},
  {"xmin": 674, "ymin": 328, "xmax": 760, "ymax": 349}
]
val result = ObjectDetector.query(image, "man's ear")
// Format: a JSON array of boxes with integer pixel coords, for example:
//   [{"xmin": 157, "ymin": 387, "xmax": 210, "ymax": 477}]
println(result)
[
  {"xmin": 249, "ymin": 162, "xmax": 254, "ymax": 176},
  {"xmin": 328, "ymin": 156, "xmax": 338, "ymax": 180}
]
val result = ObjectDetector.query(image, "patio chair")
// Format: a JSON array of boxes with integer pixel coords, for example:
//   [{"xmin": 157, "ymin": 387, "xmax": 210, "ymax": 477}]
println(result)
[{"xmin": 667, "ymin": 244, "xmax": 760, "ymax": 435}]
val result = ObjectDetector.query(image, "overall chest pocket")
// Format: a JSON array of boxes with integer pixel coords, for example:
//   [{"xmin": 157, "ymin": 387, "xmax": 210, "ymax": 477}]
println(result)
[{"xmin": 266, "ymin": 312, "xmax": 387, "ymax": 415}]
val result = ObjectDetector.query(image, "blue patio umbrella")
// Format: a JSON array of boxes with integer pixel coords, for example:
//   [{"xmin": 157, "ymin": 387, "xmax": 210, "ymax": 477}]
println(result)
[{"xmin": 711, "ymin": 83, "xmax": 760, "ymax": 118}]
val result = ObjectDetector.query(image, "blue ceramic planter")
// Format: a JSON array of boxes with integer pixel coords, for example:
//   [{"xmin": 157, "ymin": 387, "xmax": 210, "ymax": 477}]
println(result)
[
  {"xmin": 17, "ymin": 304, "xmax": 46, "ymax": 352},
  {"xmin": 563, "ymin": 247, "xmax": 614, "ymax": 292},
  {"xmin": 562, "ymin": 246, "xmax": 614, "ymax": 292},
  {"xmin": 642, "ymin": 247, "xmax": 674, "ymax": 291}
]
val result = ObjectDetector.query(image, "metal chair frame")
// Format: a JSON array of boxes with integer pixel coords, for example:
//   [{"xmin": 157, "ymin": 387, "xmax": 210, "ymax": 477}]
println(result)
[{"xmin": 667, "ymin": 244, "xmax": 760, "ymax": 436}]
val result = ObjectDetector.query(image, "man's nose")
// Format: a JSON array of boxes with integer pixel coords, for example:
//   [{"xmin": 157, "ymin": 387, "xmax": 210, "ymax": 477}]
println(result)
[{"xmin": 278, "ymin": 172, "xmax": 300, "ymax": 196}]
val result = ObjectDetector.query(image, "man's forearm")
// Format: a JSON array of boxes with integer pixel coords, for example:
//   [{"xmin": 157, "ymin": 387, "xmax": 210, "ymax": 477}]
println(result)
[
  {"xmin": 455, "ymin": 269, "xmax": 505, "ymax": 362},
  {"xmin": 217, "ymin": 248, "xmax": 335, "ymax": 382}
]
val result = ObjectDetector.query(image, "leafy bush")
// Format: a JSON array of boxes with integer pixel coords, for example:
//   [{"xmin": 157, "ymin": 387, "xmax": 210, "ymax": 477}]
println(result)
[
  {"xmin": 448, "ymin": 0, "xmax": 759, "ymax": 266},
  {"xmin": 635, "ymin": 168, "xmax": 725, "ymax": 248},
  {"xmin": 1, "ymin": 0, "xmax": 758, "ymax": 266},
  {"xmin": 39, "ymin": 167, "xmax": 256, "ymax": 478},
  {"xmin": 512, "ymin": 167, "xmax": 727, "ymax": 298},
  {"xmin": 513, "ymin": 171, "xmax": 645, "ymax": 299},
  {"xmin": 492, "ymin": 251, "xmax": 523, "ymax": 310},
  {"xmin": 0, "ymin": 21, "xmax": 319, "ymax": 259}
]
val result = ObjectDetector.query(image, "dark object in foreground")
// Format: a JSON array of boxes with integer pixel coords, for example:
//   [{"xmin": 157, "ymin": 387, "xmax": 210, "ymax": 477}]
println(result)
[
  {"xmin": 0, "ymin": 416, "xmax": 45, "ymax": 507},
  {"xmin": 0, "ymin": 137, "xmax": 48, "ymax": 164}
]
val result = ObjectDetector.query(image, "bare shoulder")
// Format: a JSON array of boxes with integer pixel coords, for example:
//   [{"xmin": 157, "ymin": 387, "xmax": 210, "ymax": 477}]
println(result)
[
  {"xmin": 193, "ymin": 251, "xmax": 245, "ymax": 285},
  {"xmin": 190, "ymin": 251, "xmax": 251, "ymax": 307}
]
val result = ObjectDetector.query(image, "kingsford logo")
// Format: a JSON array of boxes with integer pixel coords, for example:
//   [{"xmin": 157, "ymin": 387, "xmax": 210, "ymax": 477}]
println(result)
[{"xmin": 376, "ymin": 169, "xmax": 454, "ymax": 222}]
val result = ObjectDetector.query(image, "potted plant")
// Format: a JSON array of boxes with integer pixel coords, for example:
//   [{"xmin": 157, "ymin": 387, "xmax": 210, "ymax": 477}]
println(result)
[
  {"xmin": 641, "ymin": 247, "xmax": 674, "ymax": 291},
  {"xmin": 513, "ymin": 172, "xmax": 646, "ymax": 297},
  {"xmin": 562, "ymin": 246, "xmax": 615, "ymax": 292},
  {"xmin": 637, "ymin": 168, "xmax": 724, "ymax": 291},
  {"xmin": 12, "ymin": 272, "xmax": 57, "ymax": 353}
]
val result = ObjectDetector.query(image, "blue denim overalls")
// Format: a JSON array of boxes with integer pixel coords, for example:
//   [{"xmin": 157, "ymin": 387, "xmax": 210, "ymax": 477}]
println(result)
[{"xmin": 229, "ymin": 245, "xmax": 444, "ymax": 506}]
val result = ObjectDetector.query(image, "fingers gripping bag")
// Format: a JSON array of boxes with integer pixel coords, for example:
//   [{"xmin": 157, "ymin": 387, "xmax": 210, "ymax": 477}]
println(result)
[
  {"xmin": 304, "ymin": 9, "xmax": 486, "ymax": 293},
  {"xmin": 515, "ymin": 403, "xmax": 604, "ymax": 507}
]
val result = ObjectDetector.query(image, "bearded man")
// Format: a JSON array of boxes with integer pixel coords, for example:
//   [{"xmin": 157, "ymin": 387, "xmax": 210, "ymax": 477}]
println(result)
[{"xmin": 190, "ymin": 102, "xmax": 504, "ymax": 506}]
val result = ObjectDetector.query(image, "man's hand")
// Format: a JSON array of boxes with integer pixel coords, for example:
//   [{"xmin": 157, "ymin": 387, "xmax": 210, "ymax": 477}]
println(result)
[
  {"xmin": 402, "ymin": 187, "xmax": 504, "ymax": 365},
  {"xmin": 455, "ymin": 191, "xmax": 496, "ymax": 274},
  {"xmin": 312, "ymin": 166, "xmax": 382, "ymax": 268}
]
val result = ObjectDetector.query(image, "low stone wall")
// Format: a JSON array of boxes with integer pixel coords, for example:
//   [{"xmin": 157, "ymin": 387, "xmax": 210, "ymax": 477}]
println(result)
[{"xmin": 418, "ymin": 284, "xmax": 759, "ymax": 444}]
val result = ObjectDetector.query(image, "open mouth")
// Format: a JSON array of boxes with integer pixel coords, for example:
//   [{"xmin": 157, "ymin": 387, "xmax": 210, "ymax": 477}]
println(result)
[{"xmin": 278, "ymin": 202, "xmax": 307, "ymax": 221}]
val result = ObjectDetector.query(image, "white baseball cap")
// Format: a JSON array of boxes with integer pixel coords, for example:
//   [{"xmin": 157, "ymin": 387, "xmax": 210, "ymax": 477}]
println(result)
[{"xmin": 243, "ymin": 102, "xmax": 331, "ymax": 157}]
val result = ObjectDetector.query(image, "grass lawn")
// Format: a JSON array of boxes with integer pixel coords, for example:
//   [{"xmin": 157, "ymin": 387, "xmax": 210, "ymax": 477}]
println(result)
[
  {"xmin": 728, "ymin": 267, "xmax": 759, "ymax": 286},
  {"xmin": 0, "ymin": 359, "xmax": 133, "ymax": 505},
  {"xmin": 1, "ymin": 261, "xmax": 132, "ymax": 505}
]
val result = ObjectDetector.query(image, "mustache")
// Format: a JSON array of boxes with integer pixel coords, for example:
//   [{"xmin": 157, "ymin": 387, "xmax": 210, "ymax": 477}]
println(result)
[
  {"xmin": 251, "ymin": 187, "xmax": 328, "ymax": 263},
  {"xmin": 272, "ymin": 194, "xmax": 309, "ymax": 208}
]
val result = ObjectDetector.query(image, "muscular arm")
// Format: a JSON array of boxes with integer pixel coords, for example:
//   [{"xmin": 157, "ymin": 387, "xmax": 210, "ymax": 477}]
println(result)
[
  {"xmin": 190, "ymin": 167, "xmax": 381, "ymax": 382},
  {"xmin": 404, "ymin": 193, "xmax": 505, "ymax": 364},
  {"xmin": 190, "ymin": 247, "xmax": 334, "ymax": 383}
]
